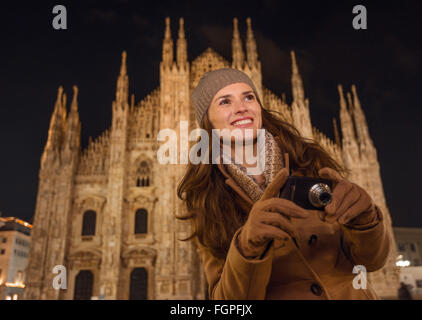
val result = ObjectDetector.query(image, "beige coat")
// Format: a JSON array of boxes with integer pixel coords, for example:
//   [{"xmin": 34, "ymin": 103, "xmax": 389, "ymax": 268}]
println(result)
[{"xmin": 195, "ymin": 161, "xmax": 391, "ymax": 300}]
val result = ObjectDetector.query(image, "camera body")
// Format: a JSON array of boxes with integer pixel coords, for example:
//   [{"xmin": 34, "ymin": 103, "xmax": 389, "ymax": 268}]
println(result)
[{"xmin": 278, "ymin": 176, "xmax": 333, "ymax": 210}]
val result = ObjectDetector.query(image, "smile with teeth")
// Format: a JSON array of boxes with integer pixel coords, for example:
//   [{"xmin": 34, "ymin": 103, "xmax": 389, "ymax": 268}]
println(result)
[{"xmin": 232, "ymin": 119, "xmax": 253, "ymax": 126}]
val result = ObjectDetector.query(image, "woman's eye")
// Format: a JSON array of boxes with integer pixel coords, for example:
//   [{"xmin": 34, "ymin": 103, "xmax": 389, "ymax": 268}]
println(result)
[
  {"xmin": 246, "ymin": 94, "xmax": 255, "ymax": 101},
  {"xmin": 220, "ymin": 99, "xmax": 230, "ymax": 105}
]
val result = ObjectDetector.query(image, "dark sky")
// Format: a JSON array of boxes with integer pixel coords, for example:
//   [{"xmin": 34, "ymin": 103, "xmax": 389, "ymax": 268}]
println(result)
[{"xmin": 0, "ymin": 1, "xmax": 421, "ymax": 227}]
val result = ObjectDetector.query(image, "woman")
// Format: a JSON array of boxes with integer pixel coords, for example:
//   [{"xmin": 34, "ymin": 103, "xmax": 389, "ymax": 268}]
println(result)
[{"xmin": 177, "ymin": 68, "xmax": 390, "ymax": 300}]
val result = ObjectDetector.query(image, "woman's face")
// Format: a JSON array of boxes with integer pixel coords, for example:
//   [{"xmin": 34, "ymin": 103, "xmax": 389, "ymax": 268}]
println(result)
[{"xmin": 207, "ymin": 82, "xmax": 262, "ymax": 140}]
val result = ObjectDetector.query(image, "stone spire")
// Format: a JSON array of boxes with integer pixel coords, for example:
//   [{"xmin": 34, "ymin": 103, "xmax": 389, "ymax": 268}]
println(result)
[
  {"xmin": 333, "ymin": 117, "xmax": 341, "ymax": 147},
  {"xmin": 115, "ymin": 51, "xmax": 129, "ymax": 108},
  {"xmin": 130, "ymin": 93, "xmax": 135, "ymax": 111},
  {"xmin": 346, "ymin": 91, "xmax": 353, "ymax": 111},
  {"xmin": 338, "ymin": 84, "xmax": 356, "ymax": 144},
  {"xmin": 45, "ymin": 86, "xmax": 65, "ymax": 152},
  {"xmin": 63, "ymin": 85, "xmax": 81, "ymax": 153},
  {"xmin": 101, "ymin": 51, "xmax": 131, "ymax": 300},
  {"xmin": 291, "ymin": 50, "xmax": 305, "ymax": 102},
  {"xmin": 343, "ymin": 90, "xmax": 397, "ymax": 298},
  {"xmin": 232, "ymin": 17, "xmax": 245, "ymax": 69},
  {"xmin": 290, "ymin": 50, "xmax": 312, "ymax": 139},
  {"xmin": 245, "ymin": 17, "xmax": 258, "ymax": 68},
  {"xmin": 70, "ymin": 85, "xmax": 79, "ymax": 113},
  {"xmin": 26, "ymin": 84, "xmax": 80, "ymax": 300},
  {"xmin": 162, "ymin": 17, "xmax": 174, "ymax": 68},
  {"xmin": 351, "ymin": 84, "xmax": 373, "ymax": 148},
  {"xmin": 176, "ymin": 17, "xmax": 187, "ymax": 69}
]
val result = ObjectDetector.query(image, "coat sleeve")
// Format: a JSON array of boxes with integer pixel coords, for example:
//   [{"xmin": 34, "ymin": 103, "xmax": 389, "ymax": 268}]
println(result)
[
  {"xmin": 340, "ymin": 205, "xmax": 391, "ymax": 272},
  {"xmin": 195, "ymin": 227, "xmax": 274, "ymax": 300}
]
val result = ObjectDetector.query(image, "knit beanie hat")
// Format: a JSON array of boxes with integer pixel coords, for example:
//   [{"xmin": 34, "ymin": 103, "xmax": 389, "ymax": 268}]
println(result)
[{"xmin": 191, "ymin": 68, "xmax": 261, "ymax": 126}]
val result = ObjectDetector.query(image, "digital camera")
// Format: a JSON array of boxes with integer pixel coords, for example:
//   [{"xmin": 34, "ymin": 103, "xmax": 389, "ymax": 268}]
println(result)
[{"xmin": 278, "ymin": 176, "xmax": 333, "ymax": 210}]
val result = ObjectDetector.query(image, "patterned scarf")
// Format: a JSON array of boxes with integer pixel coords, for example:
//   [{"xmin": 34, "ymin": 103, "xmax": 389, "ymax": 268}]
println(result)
[{"xmin": 222, "ymin": 130, "xmax": 284, "ymax": 202}]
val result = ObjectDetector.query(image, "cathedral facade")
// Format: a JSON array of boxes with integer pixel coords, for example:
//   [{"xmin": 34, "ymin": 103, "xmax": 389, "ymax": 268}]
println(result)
[{"xmin": 23, "ymin": 17, "xmax": 400, "ymax": 300}]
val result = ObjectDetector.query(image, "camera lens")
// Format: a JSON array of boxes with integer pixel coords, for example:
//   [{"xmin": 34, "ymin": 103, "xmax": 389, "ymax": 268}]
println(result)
[
  {"xmin": 308, "ymin": 183, "xmax": 332, "ymax": 208},
  {"xmin": 319, "ymin": 192, "xmax": 332, "ymax": 204}
]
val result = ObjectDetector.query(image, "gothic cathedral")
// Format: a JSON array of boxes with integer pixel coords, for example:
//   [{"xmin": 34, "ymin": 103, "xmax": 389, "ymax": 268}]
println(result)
[{"xmin": 23, "ymin": 17, "xmax": 400, "ymax": 300}]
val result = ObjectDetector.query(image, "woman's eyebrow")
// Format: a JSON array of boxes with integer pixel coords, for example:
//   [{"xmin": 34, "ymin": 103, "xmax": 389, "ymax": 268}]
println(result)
[{"xmin": 214, "ymin": 91, "xmax": 254, "ymax": 102}]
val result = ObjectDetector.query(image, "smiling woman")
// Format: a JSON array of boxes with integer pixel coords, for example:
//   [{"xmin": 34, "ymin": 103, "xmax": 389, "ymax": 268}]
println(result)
[
  {"xmin": 208, "ymin": 83, "xmax": 262, "ymax": 140},
  {"xmin": 207, "ymin": 82, "xmax": 264, "ymax": 180},
  {"xmin": 177, "ymin": 68, "xmax": 391, "ymax": 300}
]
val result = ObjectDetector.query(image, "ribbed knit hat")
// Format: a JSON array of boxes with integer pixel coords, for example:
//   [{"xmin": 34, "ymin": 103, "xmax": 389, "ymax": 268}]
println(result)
[{"xmin": 191, "ymin": 68, "xmax": 260, "ymax": 126}]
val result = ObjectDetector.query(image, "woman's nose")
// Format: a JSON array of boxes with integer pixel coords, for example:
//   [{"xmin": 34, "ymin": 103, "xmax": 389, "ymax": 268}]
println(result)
[{"xmin": 233, "ymin": 100, "xmax": 247, "ymax": 113}]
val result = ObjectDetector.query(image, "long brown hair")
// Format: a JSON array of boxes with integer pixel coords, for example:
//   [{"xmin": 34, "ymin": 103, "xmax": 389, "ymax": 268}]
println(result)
[{"xmin": 177, "ymin": 106, "xmax": 346, "ymax": 259}]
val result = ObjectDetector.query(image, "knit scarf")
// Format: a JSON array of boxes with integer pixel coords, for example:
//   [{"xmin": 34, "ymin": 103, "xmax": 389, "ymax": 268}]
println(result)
[{"xmin": 222, "ymin": 130, "xmax": 284, "ymax": 203}]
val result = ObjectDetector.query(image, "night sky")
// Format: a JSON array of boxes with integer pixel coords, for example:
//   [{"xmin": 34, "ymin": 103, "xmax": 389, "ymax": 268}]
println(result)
[{"xmin": 0, "ymin": 1, "xmax": 421, "ymax": 227}]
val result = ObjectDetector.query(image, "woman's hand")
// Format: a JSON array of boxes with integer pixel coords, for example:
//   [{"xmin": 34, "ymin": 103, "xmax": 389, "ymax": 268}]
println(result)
[
  {"xmin": 237, "ymin": 168, "xmax": 310, "ymax": 259},
  {"xmin": 318, "ymin": 167, "xmax": 378, "ymax": 226}
]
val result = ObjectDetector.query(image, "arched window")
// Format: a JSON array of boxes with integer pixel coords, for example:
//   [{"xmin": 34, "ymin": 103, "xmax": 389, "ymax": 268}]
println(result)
[
  {"xmin": 82, "ymin": 210, "xmax": 96, "ymax": 236},
  {"xmin": 129, "ymin": 268, "xmax": 147, "ymax": 300},
  {"xmin": 74, "ymin": 270, "xmax": 94, "ymax": 300},
  {"xmin": 135, "ymin": 161, "xmax": 151, "ymax": 187},
  {"xmin": 134, "ymin": 209, "xmax": 148, "ymax": 234}
]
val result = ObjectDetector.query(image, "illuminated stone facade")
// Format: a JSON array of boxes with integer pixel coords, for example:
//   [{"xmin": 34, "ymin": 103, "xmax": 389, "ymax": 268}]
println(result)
[
  {"xmin": 23, "ymin": 17, "xmax": 399, "ymax": 300},
  {"xmin": 0, "ymin": 217, "xmax": 32, "ymax": 300}
]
